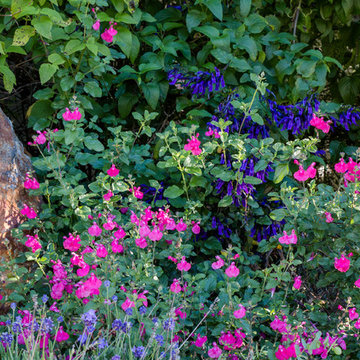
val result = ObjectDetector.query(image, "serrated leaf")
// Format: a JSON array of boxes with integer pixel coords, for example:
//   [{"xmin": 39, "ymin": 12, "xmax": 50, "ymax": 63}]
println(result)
[
  {"xmin": 12, "ymin": 25, "xmax": 35, "ymax": 46},
  {"xmin": 39, "ymin": 63, "xmax": 58, "ymax": 84}
]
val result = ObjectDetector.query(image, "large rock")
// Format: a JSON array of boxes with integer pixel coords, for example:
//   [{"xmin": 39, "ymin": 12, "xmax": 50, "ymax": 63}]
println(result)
[{"xmin": 0, "ymin": 107, "xmax": 38, "ymax": 293}]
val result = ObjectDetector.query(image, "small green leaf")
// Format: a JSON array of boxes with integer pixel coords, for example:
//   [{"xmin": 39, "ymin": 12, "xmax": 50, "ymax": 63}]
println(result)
[
  {"xmin": 32, "ymin": 16, "xmax": 53, "ymax": 39},
  {"xmin": 273, "ymin": 163, "xmax": 289, "ymax": 184},
  {"xmin": 39, "ymin": 63, "xmax": 58, "ymax": 84},
  {"xmin": 65, "ymin": 39, "xmax": 85, "ymax": 55},
  {"xmin": 12, "ymin": 25, "xmax": 35, "ymax": 46},
  {"xmin": 218, "ymin": 195, "xmax": 233, "ymax": 207},
  {"xmin": 244, "ymin": 176, "xmax": 262, "ymax": 185},
  {"xmin": 164, "ymin": 185, "xmax": 184, "ymax": 199},
  {"xmin": 84, "ymin": 81, "xmax": 102, "ymax": 97},
  {"xmin": 84, "ymin": 137, "xmax": 105, "ymax": 152},
  {"xmin": 48, "ymin": 53, "xmax": 65, "ymax": 65},
  {"xmin": 0, "ymin": 65, "xmax": 16, "ymax": 92}
]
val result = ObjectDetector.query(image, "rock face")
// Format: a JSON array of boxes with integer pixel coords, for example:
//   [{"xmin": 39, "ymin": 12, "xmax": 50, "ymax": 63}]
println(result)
[{"xmin": 0, "ymin": 107, "xmax": 38, "ymax": 289}]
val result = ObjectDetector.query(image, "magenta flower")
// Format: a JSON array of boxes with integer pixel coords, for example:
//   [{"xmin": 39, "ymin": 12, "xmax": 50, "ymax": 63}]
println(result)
[
  {"xmin": 111, "ymin": 239, "xmax": 123, "ymax": 253},
  {"xmin": 325, "ymin": 212, "xmax": 333, "ymax": 223},
  {"xmin": 25, "ymin": 235, "xmax": 41, "ymax": 253},
  {"xmin": 234, "ymin": 304, "xmax": 246, "ymax": 319},
  {"xmin": 293, "ymin": 276, "xmax": 302, "ymax": 290},
  {"xmin": 334, "ymin": 254, "xmax": 350, "ymax": 272},
  {"xmin": 166, "ymin": 218, "xmax": 176, "ymax": 230},
  {"xmin": 101, "ymin": 22, "xmax": 117, "ymax": 43},
  {"xmin": 92, "ymin": 20, "xmax": 100, "ymax": 31},
  {"xmin": 21, "ymin": 204, "xmax": 37, "ymax": 219},
  {"xmin": 63, "ymin": 233, "xmax": 81, "ymax": 252},
  {"xmin": 135, "ymin": 237, "xmax": 148, "ymax": 249},
  {"xmin": 121, "ymin": 297, "xmax": 135, "ymax": 311},
  {"xmin": 335, "ymin": 158, "xmax": 347, "ymax": 173},
  {"xmin": 194, "ymin": 334, "xmax": 207, "ymax": 348},
  {"xmin": 225, "ymin": 262, "xmax": 239, "ymax": 278},
  {"xmin": 24, "ymin": 176, "xmax": 40, "ymax": 190},
  {"xmin": 170, "ymin": 279, "xmax": 182, "ymax": 293},
  {"xmin": 211, "ymin": 256, "xmax": 225, "ymax": 270},
  {"xmin": 293, "ymin": 160, "xmax": 317, "ymax": 182},
  {"xmin": 176, "ymin": 218, "xmax": 187, "ymax": 232},
  {"xmin": 75, "ymin": 273, "xmax": 102, "ymax": 299},
  {"xmin": 88, "ymin": 222, "xmax": 102, "ymax": 236},
  {"xmin": 177, "ymin": 256, "xmax": 191, "ymax": 272},
  {"xmin": 208, "ymin": 342, "xmax": 222, "ymax": 358},
  {"xmin": 96, "ymin": 244, "xmax": 108, "ymax": 258},
  {"xmin": 278, "ymin": 229, "xmax": 297, "ymax": 245},
  {"xmin": 355, "ymin": 277, "xmax": 360, "ymax": 288},
  {"xmin": 55, "ymin": 326, "xmax": 69, "ymax": 342},
  {"xmin": 148, "ymin": 226, "xmax": 163, "ymax": 241},
  {"xmin": 310, "ymin": 114, "xmax": 331, "ymax": 133},
  {"xmin": 107, "ymin": 164, "xmax": 119, "ymax": 177},
  {"xmin": 139, "ymin": 223, "xmax": 150, "ymax": 237},
  {"xmin": 114, "ymin": 227, "xmax": 126, "ymax": 239},
  {"xmin": 62, "ymin": 107, "xmax": 82, "ymax": 121},
  {"xmin": 349, "ymin": 307, "xmax": 359, "ymax": 321},
  {"xmin": 184, "ymin": 133, "xmax": 202, "ymax": 156},
  {"xmin": 191, "ymin": 221, "xmax": 200, "ymax": 234},
  {"xmin": 103, "ymin": 190, "xmax": 113, "ymax": 201},
  {"xmin": 130, "ymin": 186, "xmax": 143, "ymax": 199}
]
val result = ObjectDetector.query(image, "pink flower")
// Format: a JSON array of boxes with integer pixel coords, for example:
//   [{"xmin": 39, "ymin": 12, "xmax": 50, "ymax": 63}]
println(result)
[
  {"xmin": 225, "ymin": 262, "xmax": 239, "ymax": 278},
  {"xmin": 293, "ymin": 160, "xmax": 317, "ymax": 182},
  {"xmin": 208, "ymin": 342, "xmax": 222, "ymax": 358},
  {"xmin": 92, "ymin": 20, "xmax": 100, "ymax": 31},
  {"xmin": 148, "ymin": 226, "xmax": 163, "ymax": 241},
  {"xmin": 325, "ymin": 212, "xmax": 333, "ymax": 223},
  {"xmin": 114, "ymin": 227, "xmax": 126, "ymax": 239},
  {"xmin": 107, "ymin": 164, "xmax": 119, "ymax": 177},
  {"xmin": 139, "ymin": 224, "xmax": 150, "ymax": 237},
  {"xmin": 166, "ymin": 218, "xmax": 176, "ymax": 230},
  {"xmin": 355, "ymin": 320, "xmax": 360, "ymax": 329},
  {"xmin": 25, "ymin": 235, "xmax": 41, "ymax": 253},
  {"xmin": 24, "ymin": 176, "xmax": 40, "ymax": 190},
  {"xmin": 212, "ymin": 256, "xmax": 225, "ymax": 270},
  {"xmin": 62, "ymin": 107, "xmax": 82, "ymax": 121},
  {"xmin": 49, "ymin": 302, "xmax": 60, "ymax": 312},
  {"xmin": 96, "ymin": 244, "xmax": 108, "ymax": 258},
  {"xmin": 177, "ymin": 256, "xmax": 191, "ymax": 272},
  {"xmin": 278, "ymin": 229, "xmax": 297, "ymax": 245},
  {"xmin": 21, "ymin": 204, "xmax": 37, "ymax": 219},
  {"xmin": 293, "ymin": 276, "xmax": 302, "ymax": 290},
  {"xmin": 349, "ymin": 307, "xmax": 359, "ymax": 321},
  {"xmin": 88, "ymin": 222, "xmax": 102, "ymax": 236},
  {"xmin": 135, "ymin": 237, "xmax": 148, "ymax": 249},
  {"xmin": 121, "ymin": 297, "xmax": 135, "ymax": 311},
  {"xmin": 194, "ymin": 334, "xmax": 207, "ymax": 348},
  {"xmin": 101, "ymin": 22, "xmax": 117, "ymax": 43},
  {"xmin": 170, "ymin": 279, "xmax": 182, "ymax": 293},
  {"xmin": 130, "ymin": 186, "xmax": 143, "ymax": 199},
  {"xmin": 103, "ymin": 190, "xmax": 113, "ymax": 201},
  {"xmin": 335, "ymin": 158, "xmax": 347, "ymax": 173},
  {"xmin": 63, "ymin": 233, "xmax": 81, "ymax": 252},
  {"xmin": 75, "ymin": 273, "xmax": 102, "ymax": 299},
  {"xmin": 334, "ymin": 254, "xmax": 350, "ymax": 272},
  {"xmin": 111, "ymin": 239, "xmax": 124, "ymax": 253},
  {"xmin": 234, "ymin": 304, "xmax": 246, "ymax": 319},
  {"xmin": 175, "ymin": 307, "xmax": 187, "ymax": 319},
  {"xmin": 270, "ymin": 316, "xmax": 289, "ymax": 333},
  {"xmin": 310, "ymin": 114, "xmax": 331, "ymax": 133},
  {"xmin": 55, "ymin": 326, "xmax": 69, "ymax": 342},
  {"xmin": 191, "ymin": 221, "xmax": 200, "ymax": 234},
  {"xmin": 205, "ymin": 127, "xmax": 213, "ymax": 136},
  {"xmin": 168, "ymin": 256, "xmax": 178, "ymax": 263},
  {"xmin": 355, "ymin": 277, "xmax": 360, "ymax": 288},
  {"xmin": 176, "ymin": 218, "xmax": 187, "ymax": 232},
  {"xmin": 184, "ymin": 133, "xmax": 202, "ymax": 156}
]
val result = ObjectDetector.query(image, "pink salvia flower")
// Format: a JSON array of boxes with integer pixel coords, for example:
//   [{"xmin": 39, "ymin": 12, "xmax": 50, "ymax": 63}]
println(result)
[
  {"xmin": 234, "ymin": 304, "xmax": 246, "ymax": 319},
  {"xmin": 96, "ymin": 244, "xmax": 108, "ymax": 258},
  {"xmin": 176, "ymin": 218, "xmax": 187, "ymax": 232},
  {"xmin": 355, "ymin": 277, "xmax": 360, "ymax": 288},
  {"xmin": 62, "ymin": 108, "xmax": 73, "ymax": 121},
  {"xmin": 114, "ymin": 227, "xmax": 126, "ymax": 239},
  {"xmin": 24, "ymin": 176, "xmax": 40, "ymax": 190},
  {"xmin": 148, "ymin": 226, "xmax": 163, "ymax": 241},
  {"xmin": 334, "ymin": 254, "xmax": 350, "ymax": 272},
  {"xmin": 55, "ymin": 326, "xmax": 69, "ymax": 342},
  {"xmin": 325, "ymin": 212, "xmax": 334, "ymax": 223},
  {"xmin": 103, "ymin": 190, "xmax": 113, "ymax": 201},
  {"xmin": 310, "ymin": 114, "xmax": 331, "ymax": 133},
  {"xmin": 135, "ymin": 237, "xmax": 147, "ymax": 249},
  {"xmin": 278, "ymin": 229, "xmax": 297, "ymax": 245},
  {"xmin": 349, "ymin": 307, "xmax": 359, "ymax": 321},
  {"xmin": 177, "ymin": 256, "xmax": 191, "ymax": 272},
  {"xmin": 168, "ymin": 256, "xmax": 178, "ymax": 263},
  {"xmin": 191, "ymin": 221, "xmax": 200, "ymax": 234},
  {"xmin": 88, "ymin": 222, "xmax": 102, "ymax": 237},
  {"xmin": 21, "ymin": 204, "xmax": 37, "ymax": 219},
  {"xmin": 111, "ymin": 239, "xmax": 124, "ymax": 253},
  {"xmin": 194, "ymin": 334, "xmax": 207, "ymax": 348},
  {"xmin": 184, "ymin": 133, "xmax": 202, "ymax": 155},
  {"xmin": 107, "ymin": 164, "xmax": 119, "ymax": 177},
  {"xmin": 205, "ymin": 127, "xmax": 213, "ymax": 136},
  {"xmin": 225, "ymin": 262, "xmax": 240, "ymax": 278},
  {"xmin": 63, "ymin": 233, "xmax": 81, "ymax": 252},
  {"xmin": 293, "ymin": 160, "xmax": 317, "ymax": 182},
  {"xmin": 208, "ymin": 342, "xmax": 222, "ymax": 358},
  {"xmin": 130, "ymin": 186, "xmax": 143, "ymax": 199},
  {"xmin": 170, "ymin": 279, "xmax": 182, "ymax": 293},
  {"xmin": 335, "ymin": 158, "xmax": 347, "ymax": 173},
  {"xmin": 25, "ymin": 235, "xmax": 41, "ymax": 253},
  {"xmin": 92, "ymin": 20, "xmax": 100, "ymax": 31},
  {"xmin": 293, "ymin": 276, "xmax": 302, "ymax": 290},
  {"xmin": 121, "ymin": 297, "xmax": 135, "ymax": 311},
  {"xmin": 212, "ymin": 256, "xmax": 225, "ymax": 270}
]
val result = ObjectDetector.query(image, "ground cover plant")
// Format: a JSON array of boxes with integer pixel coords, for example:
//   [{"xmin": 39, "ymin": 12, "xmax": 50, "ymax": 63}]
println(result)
[{"xmin": 0, "ymin": 0, "xmax": 360, "ymax": 359}]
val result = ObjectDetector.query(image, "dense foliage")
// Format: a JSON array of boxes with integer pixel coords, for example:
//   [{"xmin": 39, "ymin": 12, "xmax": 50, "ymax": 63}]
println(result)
[{"xmin": 0, "ymin": 0, "xmax": 360, "ymax": 359}]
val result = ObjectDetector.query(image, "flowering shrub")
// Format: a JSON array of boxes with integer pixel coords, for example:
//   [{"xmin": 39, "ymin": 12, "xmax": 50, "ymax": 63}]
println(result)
[{"xmin": 1, "ymin": 0, "xmax": 360, "ymax": 359}]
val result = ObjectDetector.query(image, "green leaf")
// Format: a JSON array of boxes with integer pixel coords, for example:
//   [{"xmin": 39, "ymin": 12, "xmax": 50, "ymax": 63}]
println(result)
[
  {"xmin": 142, "ymin": 83, "xmax": 160, "ymax": 109},
  {"xmin": 84, "ymin": 137, "xmax": 105, "ymax": 152},
  {"xmin": 48, "ymin": 53, "xmax": 65, "ymax": 65},
  {"xmin": 0, "ymin": 65, "xmax": 16, "ymax": 93},
  {"xmin": 194, "ymin": 25, "xmax": 219, "ymax": 38},
  {"xmin": 115, "ymin": 26, "xmax": 132, "ymax": 58},
  {"xmin": 269, "ymin": 208, "xmax": 287, "ymax": 221},
  {"xmin": 296, "ymin": 60, "xmax": 317, "ymax": 78},
  {"xmin": 86, "ymin": 37, "xmax": 98, "ymax": 56},
  {"xmin": 84, "ymin": 81, "xmax": 102, "ymax": 98},
  {"xmin": 130, "ymin": 34, "xmax": 140, "ymax": 63},
  {"xmin": 210, "ymin": 48, "xmax": 232, "ymax": 63},
  {"xmin": 245, "ymin": 14, "xmax": 266, "ymax": 33},
  {"xmin": 118, "ymin": 93, "xmax": 139, "ymax": 118},
  {"xmin": 186, "ymin": 10, "xmax": 206, "ymax": 32},
  {"xmin": 251, "ymin": 113, "xmax": 264, "ymax": 125},
  {"xmin": 239, "ymin": 0, "xmax": 252, "ymax": 17},
  {"xmin": 218, "ymin": 195, "xmax": 233, "ymax": 207},
  {"xmin": 236, "ymin": 35, "xmax": 257, "ymax": 61},
  {"xmin": 111, "ymin": 0, "xmax": 124, "ymax": 13},
  {"xmin": 39, "ymin": 63, "xmax": 58, "ymax": 84},
  {"xmin": 32, "ymin": 16, "xmax": 52, "ymax": 39},
  {"xmin": 12, "ymin": 25, "xmax": 35, "ymax": 46},
  {"xmin": 203, "ymin": 0, "xmax": 223, "ymax": 20},
  {"xmin": 164, "ymin": 185, "xmax": 184, "ymax": 199},
  {"xmin": 189, "ymin": 176, "xmax": 207, "ymax": 188},
  {"xmin": 244, "ymin": 176, "xmax": 262, "ymax": 185},
  {"xmin": 273, "ymin": 163, "xmax": 289, "ymax": 184},
  {"xmin": 65, "ymin": 39, "xmax": 85, "ymax": 55},
  {"xmin": 230, "ymin": 57, "xmax": 251, "ymax": 72}
]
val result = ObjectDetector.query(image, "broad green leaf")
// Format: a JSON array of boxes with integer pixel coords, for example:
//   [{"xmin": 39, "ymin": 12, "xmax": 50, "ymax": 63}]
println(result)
[
  {"xmin": 194, "ymin": 25, "xmax": 219, "ymax": 38},
  {"xmin": 218, "ymin": 195, "xmax": 233, "ymax": 207},
  {"xmin": 130, "ymin": 34, "xmax": 140, "ymax": 63},
  {"xmin": 111, "ymin": 0, "xmax": 124, "ymax": 13},
  {"xmin": 273, "ymin": 163, "xmax": 289, "ymax": 184},
  {"xmin": 230, "ymin": 57, "xmax": 251, "ymax": 72},
  {"xmin": 296, "ymin": 60, "xmax": 317, "ymax": 78},
  {"xmin": 39, "ymin": 63, "xmax": 58, "ymax": 84},
  {"xmin": 118, "ymin": 93, "xmax": 139, "ymax": 118},
  {"xmin": 65, "ymin": 39, "xmax": 85, "ymax": 55},
  {"xmin": 32, "ymin": 16, "xmax": 53, "ymax": 39},
  {"xmin": 115, "ymin": 26, "xmax": 132, "ymax": 58},
  {"xmin": 164, "ymin": 185, "xmax": 184, "ymax": 199},
  {"xmin": 239, "ymin": 0, "xmax": 251, "ymax": 17},
  {"xmin": 0, "ymin": 65, "xmax": 16, "ymax": 92},
  {"xmin": 86, "ymin": 37, "xmax": 98, "ymax": 56},
  {"xmin": 269, "ymin": 208, "xmax": 287, "ymax": 221},
  {"xmin": 210, "ymin": 48, "xmax": 232, "ymax": 63},
  {"xmin": 186, "ymin": 10, "xmax": 206, "ymax": 32},
  {"xmin": 84, "ymin": 137, "xmax": 104, "ymax": 152},
  {"xmin": 236, "ymin": 35, "xmax": 257, "ymax": 61},
  {"xmin": 203, "ymin": 0, "xmax": 223, "ymax": 21},
  {"xmin": 142, "ymin": 83, "xmax": 160, "ymax": 109},
  {"xmin": 12, "ymin": 25, "xmax": 35, "ymax": 46},
  {"xmin": 48, "ymin": 53, "xmax": 65, "ymax": 65},
  {"xmin": 84, "ymin": 81, "xmax": 102, "ymax": 98}
]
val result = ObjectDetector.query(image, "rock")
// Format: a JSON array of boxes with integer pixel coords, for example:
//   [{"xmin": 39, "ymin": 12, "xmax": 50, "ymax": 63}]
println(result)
[{"xmin": 0, "ymin": 107, "xmax": 39, "ymax": 307}]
